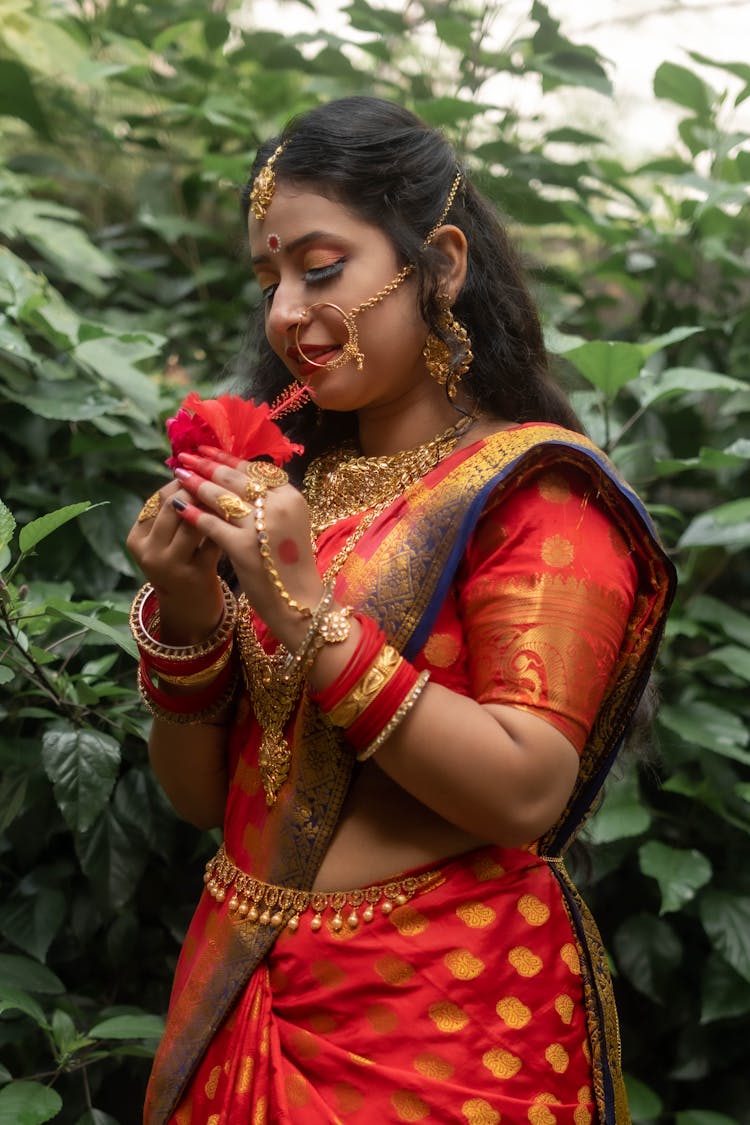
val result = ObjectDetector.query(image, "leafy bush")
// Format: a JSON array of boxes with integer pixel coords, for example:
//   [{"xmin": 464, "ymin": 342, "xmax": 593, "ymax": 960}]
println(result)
[{"xmin": 1, "ymin": 1, "xmax": 748, "ymax": 1120}]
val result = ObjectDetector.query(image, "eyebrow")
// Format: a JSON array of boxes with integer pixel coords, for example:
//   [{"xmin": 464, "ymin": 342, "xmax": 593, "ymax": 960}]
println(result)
[{"xmin": 251, "ymin": 230, "xmax": 343, "ymax": 266}]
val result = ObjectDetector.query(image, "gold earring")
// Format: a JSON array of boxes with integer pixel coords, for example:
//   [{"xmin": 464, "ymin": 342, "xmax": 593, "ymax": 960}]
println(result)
[{"xmin": 423, "ymin": 294, "xmax": 473, "ymax": 400}]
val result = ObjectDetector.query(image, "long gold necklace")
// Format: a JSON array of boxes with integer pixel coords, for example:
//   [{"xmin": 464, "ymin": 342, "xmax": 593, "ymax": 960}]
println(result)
[
  {"xmin": 303, "ymin": 412, "xmax": 475, "ymax": 535},
  {"xmin": 239, "ymin": 412, "xmax": 476, "ymax": 805}
]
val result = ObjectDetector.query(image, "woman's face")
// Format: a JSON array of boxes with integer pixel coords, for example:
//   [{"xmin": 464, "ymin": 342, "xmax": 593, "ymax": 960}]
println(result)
[{"xmin": 248, "ymin": 184, "xmax": 437, "ymax": 416}]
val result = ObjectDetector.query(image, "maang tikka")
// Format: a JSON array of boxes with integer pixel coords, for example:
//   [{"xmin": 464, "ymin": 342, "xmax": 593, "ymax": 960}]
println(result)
[{"xmin": 249, "ymin": 143, "xmax": 285, "ymax": 221}]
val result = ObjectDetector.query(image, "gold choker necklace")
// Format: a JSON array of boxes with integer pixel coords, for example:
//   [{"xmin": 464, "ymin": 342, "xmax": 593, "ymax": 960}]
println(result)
[{"xmin": 303, "ymin": 413, "xmax": 475, "ymax": 536}]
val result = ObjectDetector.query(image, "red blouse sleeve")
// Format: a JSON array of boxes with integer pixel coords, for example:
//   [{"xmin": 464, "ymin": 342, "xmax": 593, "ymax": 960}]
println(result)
[{"xmin": 457, "ymin": 464, "xmax": 639, "ymax": 753}]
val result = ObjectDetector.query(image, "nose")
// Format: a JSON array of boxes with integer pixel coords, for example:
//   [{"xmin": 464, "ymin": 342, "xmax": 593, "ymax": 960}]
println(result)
[{"xmin": 265, "ymin": 282, "xmax": 308, "ymax": 341}]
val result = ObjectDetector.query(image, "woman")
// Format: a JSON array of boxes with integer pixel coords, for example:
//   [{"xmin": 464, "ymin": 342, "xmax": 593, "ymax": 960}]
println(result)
[{"xmin": 128, "ymin": 97, "xmax": 675, "ymax": 1125}]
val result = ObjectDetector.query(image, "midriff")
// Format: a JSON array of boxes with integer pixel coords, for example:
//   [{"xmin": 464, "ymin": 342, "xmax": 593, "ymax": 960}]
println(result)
[{"xmin": 312, "ymin": 758, "xmax": 486, "ymax": 890}]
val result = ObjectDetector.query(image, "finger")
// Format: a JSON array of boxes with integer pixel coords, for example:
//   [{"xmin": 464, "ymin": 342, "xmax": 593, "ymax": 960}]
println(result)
[
  {"xmin": 196, "ymin": 446, "xmax": 244, "ymax": 469},
  {"xmin": 177, "ymin": 451, "xmax": 227, "ymax": 480},
  {"xmin": 132, "ymin": 479, "xmax": 181, "ymax": 531}
]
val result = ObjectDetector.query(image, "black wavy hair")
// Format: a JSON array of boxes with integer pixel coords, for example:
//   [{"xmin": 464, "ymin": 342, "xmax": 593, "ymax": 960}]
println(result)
[{"xmin": 239, "ymin": 96, "xmax": 582, "ymax": 465}]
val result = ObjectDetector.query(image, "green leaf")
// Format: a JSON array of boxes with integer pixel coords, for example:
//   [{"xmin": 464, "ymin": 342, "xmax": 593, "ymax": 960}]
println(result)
[
  {"xmin": 45, "ymin": 601, "xmax": 137, "ymax": 659},
  {"xmin": 73, "ymin": 337, "xmax": 163, "ymax": 418},
  {"xmin": 637, "ymin": 326, "xmax": 703, "ymax": 357},
  {"xmin": 700, "ymin": 953, "xmax": 750, "ymax": 1023},
  {"xmin": 638, "ymin": 842, "xmax": 712, "ymax": 914},
  {"xmin": 0, "ymin": 954, "xmax": 64, "ymax": 995},
  {"xmin": 586, "ymin": 769, "xmax": 651, "ymax": 844},
  {"xmin": 641, "ymin": 368, "xmax": 746, "ymax": 408},
  {"xmin": 624, "ymin": 1073, "xmax": 663, "ymax": 1119},
  {"xmin": 690, "ymin": 596, "xmax": 750, "ymax": 647},
  {"xmin": 614, "ymin": 913, "xmax": 682, "ymax": 1001},
  {"xmin": 1, "ymin": 11, "xmax": 89, "ymax": 80},
  {"xmin": 0, "ymin": 58, "xmax": 50, "ymax": 138},
  {"xmin": 654, "ymin": 61, "xmax": 714, "ymax": 116},
  {"xmin": 0, "ymin": 985, "xmax": 48, "ymax": 1027},
  {"xmin": 41, "ymin": 727, "xmax": 121, "ymax": 834},
  {"xmin": 0, "ymin": 772, "xmax": 28, "ymax": 830},
  {"xmin": 2, "ymin": 378, "xmax": 125, "ymax": 422},
  {"xmin": 707, "ymin": 645, "xmax": 750, "ymax": 682},
  {"xmin": 659, "ymin": 701, "xmax": 749, "ymax": 762},
  {"xmin": 51, "ymin": 1008, "xmax": 77, "ymax": 1055},
  {"xmin": 675, "ymin": 1113, "xmax": 741, "ymax": 1125},
  {"xmin": 88, "ymin": 1013, "xmax": 165, "ymax": 1040},
  {"xmin": 0, "ymin": 499, "xmax": 15, "ymax": 553},
  {"xmin": 0, "ymin": 888, "xmax": 66, "ymax": 963},
  {"xmin": 18, "ymin": 502, "xmax": 95, "ymax": 555},
  {"xmin": 699, "ymin": 892, "xmax": 750, "ymax": 982},
  {"xmin": 564, "ymin": 340, "xmax": 644, "ymax": 396},
  {"xmin": 679, "ymin": 499, "xmax": 750, "ymax": 550},
  {"xmin": 0, "ymin": 1082, "xmax": 62, "ymax": 1125}
]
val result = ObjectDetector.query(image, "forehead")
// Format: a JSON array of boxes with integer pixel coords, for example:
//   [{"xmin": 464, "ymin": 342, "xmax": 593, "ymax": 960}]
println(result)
[{"xmin": 247, "ymin": 183, "xmax": 383, "ymax": 251}]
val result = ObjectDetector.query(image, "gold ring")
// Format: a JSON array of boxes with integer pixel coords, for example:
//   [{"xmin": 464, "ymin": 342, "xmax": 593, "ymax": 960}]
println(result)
[
  {"xmin": 216, "ymin": 494, "xmax": 253, "ymax": 522},
  {"xmin": 246, "ymin": 462, "xmax": 289, "ymax": 489},
  {"xmin": 137, "ymin": 491, "xmax": 163, "ymax": 523}
]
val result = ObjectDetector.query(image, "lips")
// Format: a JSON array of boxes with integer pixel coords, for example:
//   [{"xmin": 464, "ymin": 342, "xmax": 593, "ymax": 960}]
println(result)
[{"xmin": 286, "ymin": 343, "xmax": 342, "ymax": 374}]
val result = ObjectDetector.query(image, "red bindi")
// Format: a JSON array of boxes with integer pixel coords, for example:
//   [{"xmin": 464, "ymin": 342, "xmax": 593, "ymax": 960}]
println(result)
[{"xmin": 278, "ymin": 538, "xmax": 299, "ymax": 565}]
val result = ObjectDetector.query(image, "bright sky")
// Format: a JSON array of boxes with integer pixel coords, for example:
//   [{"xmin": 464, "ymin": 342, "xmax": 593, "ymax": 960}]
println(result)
[{"xmin": 245, "ymin": 0, "xmax": 750, "ymax": 157}]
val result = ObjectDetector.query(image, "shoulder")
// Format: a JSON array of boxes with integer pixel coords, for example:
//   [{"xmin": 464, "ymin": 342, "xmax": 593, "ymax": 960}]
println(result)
[{"xmin": 463, "ymin": 458, "xmax": 638, "ymax": 591}]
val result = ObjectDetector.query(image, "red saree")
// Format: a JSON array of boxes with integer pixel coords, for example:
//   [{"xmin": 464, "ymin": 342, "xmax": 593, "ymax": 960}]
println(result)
[{"xmin": 144, "ymin": 424, "xmax": 675, "ymax": 1125}]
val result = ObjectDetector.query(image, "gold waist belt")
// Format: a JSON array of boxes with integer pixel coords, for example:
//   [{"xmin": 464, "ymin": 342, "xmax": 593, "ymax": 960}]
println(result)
[{"xmin": 204, "ymin": 844, "xmax": 442, "ymax": 935}]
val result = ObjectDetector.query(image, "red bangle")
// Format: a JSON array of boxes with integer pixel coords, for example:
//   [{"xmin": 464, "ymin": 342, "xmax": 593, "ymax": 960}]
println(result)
[
  {"xmin": 345, "ymin": 657, "xmax": 420, "ymax": 752},
  {"xmin": 311, "ymin": 615, "xmax": 385, "ymax": 710},
  {"xmin": 138, "ymin": 656, "xmax": 235, "ymax": 714}
]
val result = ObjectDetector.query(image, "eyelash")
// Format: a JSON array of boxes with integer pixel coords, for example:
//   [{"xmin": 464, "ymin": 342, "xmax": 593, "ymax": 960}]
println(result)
[{"xmin": 261, "ymin": 258, "xmax": 346, "ymax": 304}]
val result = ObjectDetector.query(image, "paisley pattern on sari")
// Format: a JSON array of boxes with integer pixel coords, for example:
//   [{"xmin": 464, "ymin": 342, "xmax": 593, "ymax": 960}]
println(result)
[{"xmin": 144, "ymin": 424, "xmax": 675, "ymax": 1125}]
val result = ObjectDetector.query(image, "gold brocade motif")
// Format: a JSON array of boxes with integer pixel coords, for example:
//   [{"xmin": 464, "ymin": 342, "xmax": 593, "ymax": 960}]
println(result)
[{"xmin": 467, "ymin": 571, "xmax": 630, "ymax": 748}]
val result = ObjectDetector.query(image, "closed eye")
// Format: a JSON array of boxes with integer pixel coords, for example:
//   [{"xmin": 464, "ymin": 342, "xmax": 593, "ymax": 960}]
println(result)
[{"xmin": 304, "ymin": 258, "xmax": 345, "ymax": 285}]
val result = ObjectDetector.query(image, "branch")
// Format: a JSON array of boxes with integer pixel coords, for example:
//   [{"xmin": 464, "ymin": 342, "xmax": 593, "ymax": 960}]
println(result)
[{"xmin": 576, "ymin": 0, "xmax": 750, "ymax": 33}]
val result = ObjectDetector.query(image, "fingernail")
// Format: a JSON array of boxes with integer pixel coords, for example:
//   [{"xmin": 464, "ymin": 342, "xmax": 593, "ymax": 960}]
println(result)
[
  {"xmin": 174, "ymin": 467, "xmax": 191, "ymax": 481},
  {"xmin": 172, "ymin": 498, "xmax": 187, "ymax": 511}
]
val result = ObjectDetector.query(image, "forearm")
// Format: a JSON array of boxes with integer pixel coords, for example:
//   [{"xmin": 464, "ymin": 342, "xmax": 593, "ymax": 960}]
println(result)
[
  {"xmin": 148, "ymin": 718, "xmax": 230, "ymax": 829},
  {"xmin": 352, "ymin": 684, "xmax": 579, "ymax": 846}
]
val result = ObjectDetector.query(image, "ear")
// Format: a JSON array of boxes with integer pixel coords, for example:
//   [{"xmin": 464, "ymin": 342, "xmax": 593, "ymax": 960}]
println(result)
[{"xmin": 430, "ymin": 224, "xmax": 468, "ymax": 301}]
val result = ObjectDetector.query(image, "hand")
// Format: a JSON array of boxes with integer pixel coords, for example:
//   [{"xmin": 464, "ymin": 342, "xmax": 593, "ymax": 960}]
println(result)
[
  {"xmin": 168, "ymin": 448, "xmax": 324, "ymax": 651},
  {"xmin": 126, "ymin": 478, "xmax": 225, "ymax": 645}
]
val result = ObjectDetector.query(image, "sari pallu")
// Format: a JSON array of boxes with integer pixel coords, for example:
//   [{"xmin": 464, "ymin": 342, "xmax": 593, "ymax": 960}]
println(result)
[{"xmin": 144, "ymin": 424, "xmax": 676, "ymax": 1124}]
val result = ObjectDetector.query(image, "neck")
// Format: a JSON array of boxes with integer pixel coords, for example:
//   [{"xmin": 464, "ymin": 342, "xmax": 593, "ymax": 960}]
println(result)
[{"xmin": 355, "ymin": 389, "xmax": 472, "ymax": 457}]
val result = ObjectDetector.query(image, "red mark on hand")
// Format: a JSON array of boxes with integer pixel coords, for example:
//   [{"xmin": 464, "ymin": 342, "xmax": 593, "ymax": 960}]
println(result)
[
  {"xmin": 278, "ymin": 538, "xmax": 299, "ymax": 565},
  {"xmin": 171, "ymin": 498, "xmax": 201, "ymax": 526},
  {"xmin": 177, "ymin": 453, "xmax": 222, "ymax": 480}
]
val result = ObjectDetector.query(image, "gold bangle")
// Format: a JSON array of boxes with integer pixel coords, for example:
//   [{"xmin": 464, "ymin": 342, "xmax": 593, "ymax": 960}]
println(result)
[
  {"xmin": 356, "ymin": 671, "xmax": 430, "ymax": 763},
  {"xmin": 156, "ymin": 641, "xmax": 235, "ymax": 686},
  {"xmin": 326, "ymin": 644, "xmax": 402, "ymax": 728},
  {"xmin": 129, "ymin": 580, "xmax": 237, "ymax": 662}
]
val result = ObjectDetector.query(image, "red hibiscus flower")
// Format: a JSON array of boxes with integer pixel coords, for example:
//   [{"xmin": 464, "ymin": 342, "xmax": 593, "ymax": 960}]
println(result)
[{"xmin": 166, "ymin": 392, "xmax": 304, "ymax": 468}]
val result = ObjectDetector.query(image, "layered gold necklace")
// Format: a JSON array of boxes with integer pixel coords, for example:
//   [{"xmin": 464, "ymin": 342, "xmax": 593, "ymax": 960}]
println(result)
[
  {"xmin": 239, "ymin": 412, "xmax": 476, "ymax": 806},
  {"xmin": 303, "ymin": 412, "xmax": 475, "ymax": 535}
]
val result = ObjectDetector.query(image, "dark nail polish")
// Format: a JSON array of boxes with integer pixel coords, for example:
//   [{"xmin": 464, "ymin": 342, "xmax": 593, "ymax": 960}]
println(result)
[{"xmin": 172, "ymin": 498, "xmax": 187, "ymax": 511}]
